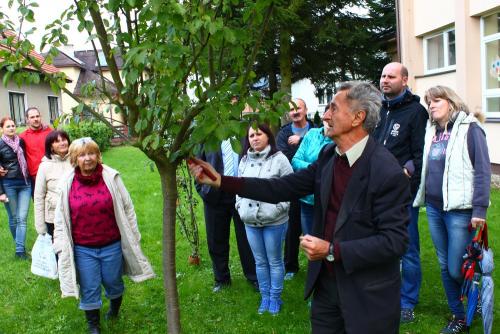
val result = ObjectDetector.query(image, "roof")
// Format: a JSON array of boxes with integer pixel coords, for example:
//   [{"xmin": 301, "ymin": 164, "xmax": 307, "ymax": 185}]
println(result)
[
  {"xmin": 73, "ymin": 68, "xmax": 118, "ymax": 97},
  {"xmin": 48, "ymin": 48, "xmax": 122, "ymax": 97},
  {"xmin": 0, "ymin": 30, "xmax": 59, "ymax": 75},
  {"xmin": 73, "ymin": 50, "xmax": 124, "ymax": 72},
  {"xmin": 48, "ymin": 50, "xmax": 85, "ymax": 68}
]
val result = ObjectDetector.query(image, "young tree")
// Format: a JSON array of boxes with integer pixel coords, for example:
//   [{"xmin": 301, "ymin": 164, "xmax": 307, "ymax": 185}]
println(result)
[{"xmin": 0, "ymin": 0, "xmax": 285, "ymax": 332}]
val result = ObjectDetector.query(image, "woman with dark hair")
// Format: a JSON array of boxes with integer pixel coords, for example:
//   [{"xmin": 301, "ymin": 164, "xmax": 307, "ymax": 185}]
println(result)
[
  {"xmin": 34, "ymin": 130, "xmax": 72, "ymax": 237},
  {"xmin": 414, "ymin": 85, "xmax": 491, "ymax": 333},
  {"xmin": 0, "ymin": 116, "xmax": 31, "ymax": 259},
  {"xmin": 236, "ymin": 123, "xmax": 293, "ymax": 315}
]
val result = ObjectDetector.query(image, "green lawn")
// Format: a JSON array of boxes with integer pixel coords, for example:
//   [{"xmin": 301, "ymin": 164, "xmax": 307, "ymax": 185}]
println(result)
[{"xmin": 0, "ymin": 145, "xmax": 497, "ymax": 333}]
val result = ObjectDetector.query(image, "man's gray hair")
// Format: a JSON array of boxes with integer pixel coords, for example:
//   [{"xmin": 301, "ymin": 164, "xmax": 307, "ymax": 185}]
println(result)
[{"xmin": 337, "ymin": 81, "xmax": 381, "ymax": 134}]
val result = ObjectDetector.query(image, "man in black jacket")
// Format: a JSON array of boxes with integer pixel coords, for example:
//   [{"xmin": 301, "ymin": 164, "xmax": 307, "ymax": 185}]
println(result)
[
  {"xmin": 276, "ymin": 98, "xmax": 314, "ymax": 280},
  {"xmin": 195, "ymin": 146, "xmax": 257, "ymax": 292},
  {"xmin": 373, "ymin": 62, "xmax": 428, "ymax": 323}
]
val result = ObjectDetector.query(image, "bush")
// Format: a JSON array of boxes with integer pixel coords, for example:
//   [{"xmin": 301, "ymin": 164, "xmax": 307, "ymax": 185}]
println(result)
[
  {"xmin": 313, "ymin": 111, "xmax": 322, "ymax": 127},
  {"xmin": 63, "ymin": 120, "xmax": 114, "ymax": 151}
]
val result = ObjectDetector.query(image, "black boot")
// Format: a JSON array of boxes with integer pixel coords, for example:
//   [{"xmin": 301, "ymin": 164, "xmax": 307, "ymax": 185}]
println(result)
[
  {"xmin": 84, "ymin": 309, "xmax": 101, "ymax": 334},
  {"xmin": 105, "ymin": 295, "xmax": 122, "ymax": 320}
]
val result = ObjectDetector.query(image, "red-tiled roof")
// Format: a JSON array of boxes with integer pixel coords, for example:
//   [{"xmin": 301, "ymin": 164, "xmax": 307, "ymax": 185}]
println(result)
[{"xmin": 0, "ymin": 30, "xmax": 59, "ymax": 74}]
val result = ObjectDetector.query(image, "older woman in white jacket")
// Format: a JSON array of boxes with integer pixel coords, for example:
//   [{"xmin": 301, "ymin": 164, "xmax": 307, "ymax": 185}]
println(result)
[
  {"xmin": 236, "ymin": 124, "xmax": 293, "ymax": 316},
  {"xmin": 53, "ymin": 137, "xmax": 154, "ymax": 334},
  {"xmin": 34, "ymin": 130, "xmax": 72, "ymax": 237}
]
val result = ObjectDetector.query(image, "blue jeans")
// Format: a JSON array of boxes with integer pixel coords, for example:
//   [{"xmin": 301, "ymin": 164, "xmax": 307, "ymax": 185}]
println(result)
[
  {"xmin": 74, "ymin": 241, "xmax": 124, "ymax": 310},
  {"xmin": 2, "ymin": 178, "xmax": 31, "ymax": 253},
  {"xmin": 426, "ymin": 204, "xmax": 473, "ymax": 318},
  {"xmin": 245, "ymin": 223, "xmax": 287, "ymax": 300},
  {"xmin": 401, "ymin": 204, "xmax": 422, "ymax": 309},
  {"xmin": 300, "ymin": 202, "xmax": 314, "ymax": 235}
]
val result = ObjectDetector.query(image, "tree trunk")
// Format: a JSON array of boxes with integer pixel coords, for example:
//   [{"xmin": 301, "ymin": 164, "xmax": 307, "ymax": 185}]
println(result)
[
  {"xmin": 279, "ymin": 28, "xmax": 292, "ymax": 97},
  {"xmin": 279, "ymin": 27, "xmax": 292, "ymax": 126},
  {"xmin": 156, "ymin": 160, "xmax": 181, "ymax": 333}
]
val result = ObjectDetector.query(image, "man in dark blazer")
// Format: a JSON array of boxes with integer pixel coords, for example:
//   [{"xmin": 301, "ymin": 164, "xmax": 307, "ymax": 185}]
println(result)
[
  {"xmin": 195, "ymin": 148, "xmax": 257, "ymax": 292},
  {"xmin": 190, "ymin": 81, "xmax": 410, "ymax": 333}
]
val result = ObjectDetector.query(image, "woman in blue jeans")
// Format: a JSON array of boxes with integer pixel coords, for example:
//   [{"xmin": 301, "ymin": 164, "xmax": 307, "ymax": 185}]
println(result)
[
  {"xmin": 0, "ymin": 117, "xmax": 31, "ymax": 259},
  {"xmin": 236, "ymin": 124, "xmax": 293, "ymax": 315},
  {"xmin": 53, "ymin": 138, "xmax": 154, "ymax": 334},
  {"xmin": 414, "ymin": 86, "xmax": 491, "ymax": 334}
]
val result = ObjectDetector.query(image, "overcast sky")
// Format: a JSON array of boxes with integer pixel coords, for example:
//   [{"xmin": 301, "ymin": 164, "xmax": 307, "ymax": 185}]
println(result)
[{"xmin": 2, "ymin": 1, "xmax": 92, "ymax": 51}]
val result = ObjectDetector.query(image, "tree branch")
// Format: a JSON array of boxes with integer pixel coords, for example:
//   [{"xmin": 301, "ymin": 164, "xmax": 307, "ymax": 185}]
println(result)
[
  {"xmin": 242, "ymin": 3, "xmax": 274, "ymax": 90},
  {"xmin": 86, "ymin": 2, "xmax": 125, "ymax": 99},
  {"xmin": 17, "ymin": 47, "xmax": 128, "ymax": 140}
]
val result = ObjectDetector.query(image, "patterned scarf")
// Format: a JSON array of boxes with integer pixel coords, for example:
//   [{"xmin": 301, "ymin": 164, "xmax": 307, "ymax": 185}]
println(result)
[{"xmin": 1, "ymin": 134, "xmax": 29, "ymax": 183}]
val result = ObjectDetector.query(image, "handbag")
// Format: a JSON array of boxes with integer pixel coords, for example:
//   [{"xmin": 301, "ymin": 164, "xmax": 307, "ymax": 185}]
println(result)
[{"xmin": 31, "ymin": 234, "xmax": 58, "ymax": 279}]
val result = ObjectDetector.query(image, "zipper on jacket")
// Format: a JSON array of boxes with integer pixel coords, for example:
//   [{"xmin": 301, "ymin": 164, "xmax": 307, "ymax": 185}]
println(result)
[
  {"xmin": 378, "ymin": 108, "xmax": 391, "ymax": 146},
  {"xmin": 382, "ymin": 110, "xmax": 394, "ymax": 146}
]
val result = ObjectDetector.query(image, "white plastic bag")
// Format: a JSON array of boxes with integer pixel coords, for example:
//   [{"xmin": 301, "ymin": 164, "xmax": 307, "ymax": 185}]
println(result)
[{"xmin": 31, "ymin": 234, "xmax": 58, "ymax": 279}]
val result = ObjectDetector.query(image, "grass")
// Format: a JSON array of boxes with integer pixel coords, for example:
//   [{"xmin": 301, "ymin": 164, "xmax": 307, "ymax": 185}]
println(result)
[{"xmin": 0, "ymin": 145, "xmax": 498, "ymax": 333}]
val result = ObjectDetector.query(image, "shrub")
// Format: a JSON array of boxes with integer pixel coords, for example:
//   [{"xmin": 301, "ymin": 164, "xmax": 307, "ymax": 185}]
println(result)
[
  {"xmin": 313, "ymin": 111, "xmax": 322, "ymax": 127},
  {"xmin": 63, "ymin": 120, "xmax": 114, "ymax": 151}
]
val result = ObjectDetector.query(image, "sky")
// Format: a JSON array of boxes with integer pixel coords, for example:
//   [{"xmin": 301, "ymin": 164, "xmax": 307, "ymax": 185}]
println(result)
[{"xmin": 2, "ymin": 0, "xmax": 93, "ymax": 51}]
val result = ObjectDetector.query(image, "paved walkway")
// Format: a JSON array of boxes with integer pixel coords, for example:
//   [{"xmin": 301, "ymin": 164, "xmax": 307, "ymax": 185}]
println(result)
[{"xmin": 492, "ymin": 174, "xmax": 500, "ymax": 189}]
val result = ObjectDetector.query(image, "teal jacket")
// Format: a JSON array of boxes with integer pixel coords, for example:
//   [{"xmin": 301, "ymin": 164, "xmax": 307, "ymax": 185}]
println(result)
[{"xmin": 291, "ymin": 127, "xmax": 333, "ymax": 205}]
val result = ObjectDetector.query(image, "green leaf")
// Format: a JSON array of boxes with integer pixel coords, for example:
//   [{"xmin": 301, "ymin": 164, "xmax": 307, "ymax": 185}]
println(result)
[
  {"xmin": 125, "ymin": 68, "xmax": 139, "ymax": 83},
  {"xmin": 30, "ymin": 72, "xmax": 40, "ymax": 84},
  {"xmin": 223, "ymin": 28, "xmax": 236, "ymax": 44},
  {"xmin": 85, "ymin": 20, "xmax": 93, "ymax": 31},
  {"xmin": 151, "ymin": 134, "xmax": 160, "ymax": 150},
  {"xmin": 108, "ymin": 0, "xmax": 121, "ymax": 11},
  {"xmin": 2, "ymin": 71, "xmax": 12, "ymax": 87},
  {"xmin": 76, "ymin": 103, "xmax": 84, "ymax": 114}
]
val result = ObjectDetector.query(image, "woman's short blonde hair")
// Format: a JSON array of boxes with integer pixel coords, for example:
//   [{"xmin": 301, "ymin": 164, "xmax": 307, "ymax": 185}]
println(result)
[
  {"xmin": 68, "ymin": 137, "xmax": 102, "ymax": 167},
  {"xmin": 424, "ymin": 85, "xmax": 484, "ymax": 123}
]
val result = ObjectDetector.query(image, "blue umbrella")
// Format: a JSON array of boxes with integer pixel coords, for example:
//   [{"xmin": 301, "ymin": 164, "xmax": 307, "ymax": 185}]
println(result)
[
  {"xmin": 480, "ymin": 247, "xmax": 494, "ymax": 334},
  {"xmin": 465, "ymin": 273, "xmax": 481, "ymax": 333},
  {"xmin": 461, "ymin": 226, "xmax": 485, "ymax": 333}
]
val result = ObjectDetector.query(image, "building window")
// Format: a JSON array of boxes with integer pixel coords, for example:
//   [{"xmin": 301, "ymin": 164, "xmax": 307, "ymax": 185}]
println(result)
[
  {"xmin": 316, "ymin": 89, "xmax": 325, "ymax": 105},
  {"xmin": 96, "ymin": 51, "xmax": 108, "ymax": 67},
  {"xmin": 424, "ymin": 28, "xmax": 456, "ymax": 73},
  {"xmin": 48, "ymin": 96, "xmax": 59, "ymax": 123},
  {"xmin": 9, "ymin": 92, "xmax": 26, "ymax": 125},
  {"xmin": 482, "ymin": 13, "xmax": 500, "ymax": 119},
  {"xmin": 326, "ymin": 89, "xmax": 333, "ymax": 105}
]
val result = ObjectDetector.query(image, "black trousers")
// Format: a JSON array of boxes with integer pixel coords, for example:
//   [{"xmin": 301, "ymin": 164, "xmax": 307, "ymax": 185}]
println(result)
[
  {"xmin": 310, "ymin": 266, "xmax": 345, "ymax": 334},
  {"xmin": 284, "ymin": 199, "xmax": 302, "ymax": 273},
  {"xmin": 46, "ymin": 223, "xmax": 54, "ymax": 239},
  {"xmin": 203, "ymin": 201, "xmax": 256, "ymax": 283}
]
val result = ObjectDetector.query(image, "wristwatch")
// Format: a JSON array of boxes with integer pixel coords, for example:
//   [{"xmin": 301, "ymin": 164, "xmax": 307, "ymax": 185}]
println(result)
[{"xmin": 326, "ymin": 242, "xmax": 335, "ymax": 262}]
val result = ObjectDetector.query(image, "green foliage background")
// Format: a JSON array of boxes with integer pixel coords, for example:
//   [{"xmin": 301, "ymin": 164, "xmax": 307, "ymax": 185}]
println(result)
[{"xmin": 62, "ymin": 120, "xmax": 114, "ymax": 151}]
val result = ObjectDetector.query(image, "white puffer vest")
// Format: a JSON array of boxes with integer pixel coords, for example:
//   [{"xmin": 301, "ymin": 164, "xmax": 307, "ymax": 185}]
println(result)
[{"xmin": 414, "ymin": 111, "xmax": 482, "ymax": 210}]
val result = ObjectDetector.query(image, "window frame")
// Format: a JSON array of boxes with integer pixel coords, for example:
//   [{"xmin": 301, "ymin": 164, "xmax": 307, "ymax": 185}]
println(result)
[
  {"xmin": 423, "ymin": 27, "xmax": 456, "ymax": 75},
  {"xmin": 48, "ymin": 95, "xmax": 60, "ymax": 123},
  {"xmin": 8, "ymin": 91, "xmax": 27, "ymax": 125},
  {"xmin": 481, "ymin": 13, "xmax": 500, "ymax": 120}
]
